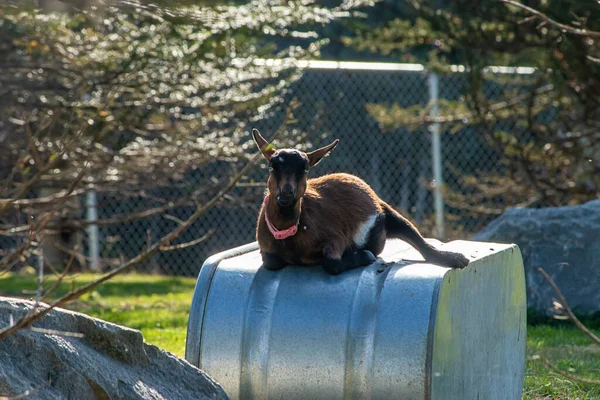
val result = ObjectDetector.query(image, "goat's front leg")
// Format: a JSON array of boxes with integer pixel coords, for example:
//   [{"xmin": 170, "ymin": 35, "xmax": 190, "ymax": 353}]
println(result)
[
  {"xmin": 322, "ymin": 244, "xmax": 369, "ymax": 275},
  {"xmin": 261, "ymin": 252, "xmax": 287, "ymax": 271},
  {"xmin": 342, "ymin": 248, "xmax": 377, "ymax": 268}
]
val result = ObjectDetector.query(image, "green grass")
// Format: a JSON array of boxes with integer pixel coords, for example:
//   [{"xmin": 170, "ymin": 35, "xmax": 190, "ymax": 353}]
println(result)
[
  {"xmin": 0, "ymin": 273, "xmax": 195, "ymax": 357},
  {"xmin": 1, "ymin": 273, "xmax": 600, "ymax": 399},
  {"xmin": 525, "ymin": 326, "xmax": 600, "ymax": 399}
]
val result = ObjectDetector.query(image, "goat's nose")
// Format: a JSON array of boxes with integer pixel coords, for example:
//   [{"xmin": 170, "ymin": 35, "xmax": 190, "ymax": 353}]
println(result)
[{"xmin": 281, "ymin": 184, "xmax": 295, "ymax": 196}]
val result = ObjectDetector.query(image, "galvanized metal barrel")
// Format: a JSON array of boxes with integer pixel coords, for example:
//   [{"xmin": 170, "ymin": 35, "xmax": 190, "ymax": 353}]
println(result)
[{"xmin": 186, "ymin": 239, "xmax": 526, "ymax": 400}]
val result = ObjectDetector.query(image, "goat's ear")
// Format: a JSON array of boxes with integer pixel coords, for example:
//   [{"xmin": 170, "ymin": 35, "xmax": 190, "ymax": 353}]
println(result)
[
  {"xmin": 307, "ymin": 139, "xmax": 339, "ymax": 167},
  {"xmin": 252, "ymin": 128, "xmax": 275, "ymax": 161}
]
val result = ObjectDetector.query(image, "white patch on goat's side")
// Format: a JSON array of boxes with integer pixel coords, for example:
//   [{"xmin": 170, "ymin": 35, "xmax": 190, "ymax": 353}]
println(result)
[{"xmin": 353, "ymin": 214, "xmax": 378, "ymax": 247}]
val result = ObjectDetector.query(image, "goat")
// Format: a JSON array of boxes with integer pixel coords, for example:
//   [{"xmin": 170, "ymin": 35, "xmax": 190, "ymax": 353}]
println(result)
[{"xmin": 252, "ymin": 129, "xmax": 470, "ymax": 275}]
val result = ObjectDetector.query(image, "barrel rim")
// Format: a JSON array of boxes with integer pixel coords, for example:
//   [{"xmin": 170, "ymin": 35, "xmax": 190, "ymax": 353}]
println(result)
[
  {"xmin": 185, "ymin": 241, "xmax": 260, "ymax": 367},
  {"xmin": 425, "ymin": 277, "xmax": 443, "ymax": 400}
]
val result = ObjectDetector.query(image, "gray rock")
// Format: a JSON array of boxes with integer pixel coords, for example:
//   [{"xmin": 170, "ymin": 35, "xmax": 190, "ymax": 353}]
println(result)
[
  {"xmin": 473, "ymin": 199, "xmax": 600, "ymax": 315},
  {"xmin": 0, "ymin": 297, "xmax": 229, "ymax": 400}
]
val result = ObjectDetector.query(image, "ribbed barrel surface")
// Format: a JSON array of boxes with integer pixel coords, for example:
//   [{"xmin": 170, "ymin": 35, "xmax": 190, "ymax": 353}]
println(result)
[{"xmin": 186, "ymin": 239, "xmax": 526, "ymax": 400}]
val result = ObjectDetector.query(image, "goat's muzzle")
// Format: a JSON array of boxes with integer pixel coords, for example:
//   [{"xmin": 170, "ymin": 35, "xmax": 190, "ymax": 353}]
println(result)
[{"xmin": 277, "ymin": 184, "xmax": 296, "ymax": 208}]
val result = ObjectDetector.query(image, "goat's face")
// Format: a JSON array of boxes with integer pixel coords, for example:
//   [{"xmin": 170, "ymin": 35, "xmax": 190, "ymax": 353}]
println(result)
[
  {"xmin": 251, "ymin": 128, "xmax": 339, "ymax": 208},
  {"xmin": 268, "ymin": 149, "xmax": 309, "ymax": 208}
]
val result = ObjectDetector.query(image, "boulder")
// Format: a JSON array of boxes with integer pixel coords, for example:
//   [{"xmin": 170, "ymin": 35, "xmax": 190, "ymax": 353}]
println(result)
[
  {"xmin": 473, "ymin": 200, "xmax": 600, "ymax": 315},
  {"xmin": 0, "ymin": 297, "xmax": 228, "ymax": 400}
]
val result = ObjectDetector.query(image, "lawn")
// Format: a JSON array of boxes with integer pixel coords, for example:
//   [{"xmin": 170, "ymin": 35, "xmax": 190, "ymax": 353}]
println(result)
[{"xmin": 1, "ymin": 273, "xmax": 599, "ymax": 399}]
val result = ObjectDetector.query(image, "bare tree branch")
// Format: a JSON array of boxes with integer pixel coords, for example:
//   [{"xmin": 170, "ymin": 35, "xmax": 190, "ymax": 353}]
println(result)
[
  {"xmin": 40, "ymin": 245, "xmax": 78, "ymax": 303},
  {"xmin": 371, "ymin": 84, "xmax": 554, "ymax": 128},
  {"xmin": 159, "ymin": 230, "xmax": 215, "ymax": 252},
  {"xmin": 0, "ymin": 154, "xmax": 63, "ymax": 218},
  {"xmin": 27, "ymin": 326, "xmax": 84, "ymax": 338},
  {"xmin": 0, "ymin": 124, "xmax": 288, "ymax": 340},
  {"xmin": 0, "ymin": 159, "xmax": 250, "ymax": 339},
  {"xmin": 537, "ymin": 267, "xmax": 600, "ymax": 347},
  {"xmin": 536, "ymin": 354, "xmax": 600, "ymax": 385},
  {"xmin": 0, "ymin": 167, "xmax": 86, "ymax": 274},
  {"xmin": 498, "ymin": 0, "xmax": 600, "ymax": 38}
]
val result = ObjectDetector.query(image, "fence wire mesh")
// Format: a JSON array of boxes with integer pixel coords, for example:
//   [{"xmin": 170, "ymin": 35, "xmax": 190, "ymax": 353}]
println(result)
[{"xmin": 4, "ymin": 62, "xmax": 535, "ymax": 276}]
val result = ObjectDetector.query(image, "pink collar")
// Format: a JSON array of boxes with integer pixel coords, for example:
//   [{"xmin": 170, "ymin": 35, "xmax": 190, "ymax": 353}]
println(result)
[{"xmin": 263, "ymin": 196, "xmax": 299, "ymax": 240}]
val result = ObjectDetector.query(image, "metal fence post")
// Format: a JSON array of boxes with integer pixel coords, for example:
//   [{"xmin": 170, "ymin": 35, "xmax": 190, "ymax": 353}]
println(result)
[
  {"xmin": 428, "ymin": 72, "xmax": 445, "ymax": 239},
  {"xmin": 86, "ymin": 189, "xmax": 100, "ymax": 271}
]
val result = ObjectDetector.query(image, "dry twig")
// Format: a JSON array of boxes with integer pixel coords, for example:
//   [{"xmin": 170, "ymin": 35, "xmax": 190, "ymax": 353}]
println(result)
[
  {"xmin": 532, "ymin": 267, "xmax": 600, "ymax": 387},
  {"xmin": 537, "ymin": 267, "xmax": 600, "ymax": 346},
  {"xmin": 536, "ymin": 354, "xmax": 600, "ymax": 385}
]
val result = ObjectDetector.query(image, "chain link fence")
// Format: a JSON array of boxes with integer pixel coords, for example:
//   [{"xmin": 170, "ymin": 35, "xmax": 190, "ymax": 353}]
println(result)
[{"xmin": 13, "ymin": 61, "xmax": 535, "ymax": 276}]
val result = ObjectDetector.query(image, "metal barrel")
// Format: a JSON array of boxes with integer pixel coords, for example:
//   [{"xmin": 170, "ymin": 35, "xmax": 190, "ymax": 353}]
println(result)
[{"xmin": 186, "ymin": 239, "xmax": 526, "ymax": 400}]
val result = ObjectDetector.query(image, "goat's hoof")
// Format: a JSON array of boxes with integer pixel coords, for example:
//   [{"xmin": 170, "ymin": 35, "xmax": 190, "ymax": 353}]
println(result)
[
  {"xmin": 445, "ymin": 252, "xmax": 470, "ymax": 269},
  {"xmin": 323, "ymin": 266, "xmax": 343, "ymax": 275},
  {"xmin": 357, "ymin": 250, "xmax": 377, "ymax": 266},
  {"xmin": 263, "ymin": 263, "xmax": 285, "ymax": 271},
  {"xmin": 322, "ymin": 259, "xmax": 345, "ymax": 275},
  {"xmin": 342, "ymin": 249, "xmax": 376, "ymax": 267},
  {"xmin": 262, "ymin": 253, "xmax": 286, "ymax": 271}
]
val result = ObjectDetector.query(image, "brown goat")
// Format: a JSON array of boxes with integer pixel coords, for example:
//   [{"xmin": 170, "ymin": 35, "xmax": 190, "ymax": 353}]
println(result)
[{"xmin": 252, "ymin": 129, "xmax": 470, "ymax": 275}]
